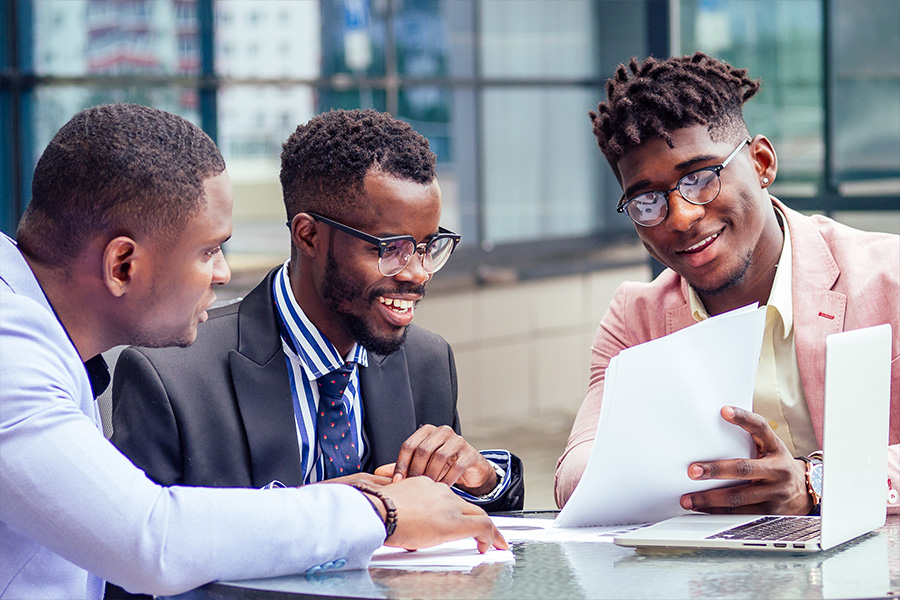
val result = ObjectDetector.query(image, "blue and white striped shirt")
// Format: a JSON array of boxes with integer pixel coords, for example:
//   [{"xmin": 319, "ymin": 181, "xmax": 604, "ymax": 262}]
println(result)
[
  {"xmin": 272, "ymin": 261, "xmax": 512, "ymax": 501},
  {"xmin": 273, "ymin": 262, "xmax": 368, "ymax": 484}
]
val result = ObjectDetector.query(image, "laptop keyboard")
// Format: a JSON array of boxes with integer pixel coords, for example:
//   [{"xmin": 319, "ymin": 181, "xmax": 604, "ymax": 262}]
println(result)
[{"xmin": 706, "ymin": 516, "xmax": 821, "ymax": 542}]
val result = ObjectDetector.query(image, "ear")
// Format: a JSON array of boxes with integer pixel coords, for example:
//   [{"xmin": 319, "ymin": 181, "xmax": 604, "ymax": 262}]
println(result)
[
  {"xmin": 749, "ymin": 135, "xmax": 777, "ymax": 189},
  {"xmin": 290, "ymin": 213, "xmax": 323, "ymax": 258},
  {"xmin": 102, "ymin": 236, "xmax": 139, "ymax": 298}
]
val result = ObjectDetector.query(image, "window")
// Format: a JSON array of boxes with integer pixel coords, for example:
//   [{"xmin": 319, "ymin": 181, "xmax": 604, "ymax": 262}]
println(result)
[{"xmin": 3, "ymin": 0, "xmax": 897, "ymax": 271}]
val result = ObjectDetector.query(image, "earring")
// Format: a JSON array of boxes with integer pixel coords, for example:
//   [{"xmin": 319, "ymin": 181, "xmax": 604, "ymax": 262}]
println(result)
[{"xmin": 762, "ymin": 177, "xmax": 770, "ymax": 185}]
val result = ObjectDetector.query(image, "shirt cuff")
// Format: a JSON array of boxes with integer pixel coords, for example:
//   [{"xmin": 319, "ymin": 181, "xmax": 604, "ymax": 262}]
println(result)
[{"xmin": 452, "ymin": 449, "xmax": 512, "ymax": 504}]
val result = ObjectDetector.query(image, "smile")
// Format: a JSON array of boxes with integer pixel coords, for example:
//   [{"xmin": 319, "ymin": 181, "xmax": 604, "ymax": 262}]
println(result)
[
  {"xmin": 681, "ymin": 231, "xmax": 721, "ymax": 254},
  {"xmin": 378, "ymin": 296, "xmax": 415, "ymax": 313}
]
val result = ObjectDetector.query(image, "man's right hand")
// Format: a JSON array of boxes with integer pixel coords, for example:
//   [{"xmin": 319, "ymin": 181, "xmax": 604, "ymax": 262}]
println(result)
[{"xmin": 361, "ymin": 476, "xmax": 507, "ymax": 554}]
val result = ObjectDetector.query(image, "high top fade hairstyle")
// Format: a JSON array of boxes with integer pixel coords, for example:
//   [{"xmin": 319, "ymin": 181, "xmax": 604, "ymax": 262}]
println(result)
[
  {"xmin": 590, "ymin": 52, "xmax": 761, "ymax": 177},
  {"xmin": 17, "ymin": 103, "xmax": 225, "ymax": 266},
  {"xmin": 279, "ymin": 108, "xmax": 436, "ymax": 224}
]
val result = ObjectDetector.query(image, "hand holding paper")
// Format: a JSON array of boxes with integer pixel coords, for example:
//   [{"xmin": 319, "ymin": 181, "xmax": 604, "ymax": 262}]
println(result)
[
  {"xmin": 680, "ymin": 404, "xmax": 814, "ymax": 515},
  {"xmin": 556, "ymin": 305, "xmax": 766, "ymax": 528}
]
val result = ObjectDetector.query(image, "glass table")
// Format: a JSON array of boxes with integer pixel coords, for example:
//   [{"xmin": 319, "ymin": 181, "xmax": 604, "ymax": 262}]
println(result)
[{"xmin": 166, "ymin": 514, "xmax": 900, "ymax": 600}]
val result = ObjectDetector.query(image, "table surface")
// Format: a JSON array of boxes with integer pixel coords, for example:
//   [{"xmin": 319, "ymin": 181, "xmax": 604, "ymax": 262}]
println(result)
[{"xmin": 169, "ymin": 514, "xmax": 900, "ymax": 600}]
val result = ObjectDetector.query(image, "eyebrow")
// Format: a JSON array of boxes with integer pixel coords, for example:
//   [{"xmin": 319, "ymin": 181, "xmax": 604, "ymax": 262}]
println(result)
[
  {"xmin": 623, "ymin": 153, "xmax": 720, "ymax": 199},
  {"xmin": 373, "ymin": 228, "xmax": 440, "ymax": 242}
]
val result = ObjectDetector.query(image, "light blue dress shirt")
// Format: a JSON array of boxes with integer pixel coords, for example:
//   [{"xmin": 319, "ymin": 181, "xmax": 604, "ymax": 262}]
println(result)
[{"xmin": 0, "ymin": 234, "xmax": 384, "ymax": 599}]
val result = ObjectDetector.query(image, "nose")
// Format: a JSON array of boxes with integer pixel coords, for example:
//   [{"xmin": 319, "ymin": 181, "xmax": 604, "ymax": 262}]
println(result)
[
  {"xmin": 213, "ymin": 251, "xmax": 232, "ymax": 286},
  {"xmin": 393, "ymin": 250, "xmax": 431, "ymax": 286},
  {"xmin": 664, "ymin": 190, "xmax": 705, "ymax": 233}
]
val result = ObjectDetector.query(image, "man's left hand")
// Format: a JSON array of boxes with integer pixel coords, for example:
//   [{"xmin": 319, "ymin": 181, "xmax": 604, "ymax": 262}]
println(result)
[
  {"xmin": 375, "ymin": 425, "xmax": 499, "ymax": 496},
  {"xmin": 680, "ymin": 406, "xmax": 813, "ymax": 515}
]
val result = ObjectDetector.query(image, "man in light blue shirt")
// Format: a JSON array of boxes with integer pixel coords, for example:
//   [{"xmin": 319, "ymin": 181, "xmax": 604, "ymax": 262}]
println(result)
[{"xmin": 0, "ymin": 104, "xmax": 504, "ymax": 599}]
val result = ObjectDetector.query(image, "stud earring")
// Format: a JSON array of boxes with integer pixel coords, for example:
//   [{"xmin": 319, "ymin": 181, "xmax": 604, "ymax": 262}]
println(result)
[{"xmin": 762, "ymin": 177, "xmax": 770, "ymax": 185}]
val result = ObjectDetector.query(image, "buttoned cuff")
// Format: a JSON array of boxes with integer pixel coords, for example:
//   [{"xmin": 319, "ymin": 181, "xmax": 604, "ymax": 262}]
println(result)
[{"xmin": 452, "ymin": 449, "xmax": 512, "ymax": 504}]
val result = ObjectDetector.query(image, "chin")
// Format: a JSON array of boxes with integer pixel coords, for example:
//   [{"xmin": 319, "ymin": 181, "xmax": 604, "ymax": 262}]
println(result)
[{"xmin": 131, "ymin": 327, "xmax": 198, "ymax": 349}]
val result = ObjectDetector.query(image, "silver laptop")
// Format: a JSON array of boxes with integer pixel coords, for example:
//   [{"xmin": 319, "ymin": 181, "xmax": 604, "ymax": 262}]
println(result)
[{"xmin": 615, "ymin": 323, "xmax": 891, "ymax": 553}]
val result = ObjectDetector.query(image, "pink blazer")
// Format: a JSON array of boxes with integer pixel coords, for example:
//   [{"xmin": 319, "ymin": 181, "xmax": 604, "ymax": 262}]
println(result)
[{"xmin": 555, "ymin": 198, "xmax": 900, "ymax": 513}]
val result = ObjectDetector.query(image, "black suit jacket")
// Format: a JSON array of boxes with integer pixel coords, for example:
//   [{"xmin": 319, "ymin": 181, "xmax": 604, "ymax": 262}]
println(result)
[{"xmin": 111, "ymin": 269, "xmax": 523, "ymax": 512}]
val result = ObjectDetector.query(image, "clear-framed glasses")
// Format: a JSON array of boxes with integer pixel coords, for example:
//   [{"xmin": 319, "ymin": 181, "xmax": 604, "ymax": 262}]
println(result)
[
  {"xmin": 299, "ymin": 213, "xmax": 461, "ymax": 277},
  {"xmin": 616, "ymin": 139, "xmax": 751, "ymax": 227}
]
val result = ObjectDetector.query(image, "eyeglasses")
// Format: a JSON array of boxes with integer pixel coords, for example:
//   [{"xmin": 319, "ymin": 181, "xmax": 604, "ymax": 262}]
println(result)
[
  {"xmin": 301, "ymin": 213, "xmax": 461, "ymax": 277},
  {"xmin": 616, "ymin": 139, "xmax": 751, "ymax": 227}
]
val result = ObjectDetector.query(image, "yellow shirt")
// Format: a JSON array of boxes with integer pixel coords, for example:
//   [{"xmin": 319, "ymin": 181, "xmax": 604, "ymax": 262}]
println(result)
[{"xmin": 688, "ymin": 207, "xmax": 818, "ymax": 456}]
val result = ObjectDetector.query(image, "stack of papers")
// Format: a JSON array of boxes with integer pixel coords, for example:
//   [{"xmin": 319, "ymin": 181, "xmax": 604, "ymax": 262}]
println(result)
[{"xmin": 371, "ymin": 539, "xmax": 514, "ymax": 570}]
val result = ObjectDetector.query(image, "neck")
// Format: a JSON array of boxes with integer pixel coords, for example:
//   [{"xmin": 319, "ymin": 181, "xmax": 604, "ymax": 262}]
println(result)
[{"xmin": 26, "ymin": 257, "xmax": 112, "ymax": 361}]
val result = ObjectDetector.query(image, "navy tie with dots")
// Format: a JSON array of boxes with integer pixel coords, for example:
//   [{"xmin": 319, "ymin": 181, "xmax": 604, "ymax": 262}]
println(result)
[{"xmin": 316, "ymin": 364, "xmax": 361, "ymax": 479}]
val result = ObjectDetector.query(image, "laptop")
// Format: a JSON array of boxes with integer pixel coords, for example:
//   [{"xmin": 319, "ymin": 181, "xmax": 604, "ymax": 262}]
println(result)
[{"xmin": 614, "ymin": 323, "xmax": 892, "ymax": 553}]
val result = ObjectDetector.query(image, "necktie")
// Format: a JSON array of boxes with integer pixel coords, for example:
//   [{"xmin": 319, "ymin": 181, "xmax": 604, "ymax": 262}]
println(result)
[{"xmin": 316, "ymin": 364, "xmax": 361, "ymax": 479}]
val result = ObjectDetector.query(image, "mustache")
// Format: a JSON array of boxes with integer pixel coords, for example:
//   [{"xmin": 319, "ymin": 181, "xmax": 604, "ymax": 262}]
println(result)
[{"xmin": 369, "ymin": 284, "xmax": 427, "ymax": 301}]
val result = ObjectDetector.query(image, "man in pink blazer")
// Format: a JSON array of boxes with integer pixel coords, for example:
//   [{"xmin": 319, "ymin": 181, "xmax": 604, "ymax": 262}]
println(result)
[{"xmin": 555, "ymin": 53, "xmax": 899, "ymax": 515}]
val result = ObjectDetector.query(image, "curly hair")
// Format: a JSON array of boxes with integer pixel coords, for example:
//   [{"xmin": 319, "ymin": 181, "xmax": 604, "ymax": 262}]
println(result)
[
  {"xmin": 17, "ymin": 103, "xmax": 225, "ymax": 266},
  {"xmin": 280, "ymin": 109, "xmax": 436, "ymax": 222},
  {"xmin": 590, "ymin": 52, "xmax": 761, "ymax": 173}
]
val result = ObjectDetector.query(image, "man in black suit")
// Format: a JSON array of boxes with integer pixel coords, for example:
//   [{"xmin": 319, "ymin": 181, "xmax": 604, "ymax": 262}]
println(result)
[{"xmin": 111, "ymin": 109, "xmax": 523, "ymax": 515}]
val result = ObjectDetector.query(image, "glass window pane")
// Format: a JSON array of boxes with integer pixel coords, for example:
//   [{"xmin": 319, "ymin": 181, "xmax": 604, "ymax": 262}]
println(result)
[
  {"xmin": 678, "ymin": 0, "xmax": 823, "ymax": 196},
  {"xmin": 217, "ymin": 84, "xmax": 318, "ymax": 266},
  {"xmin": 482, "ymin": 87, "xmax": 603, "ymax": 244},
  {"xmin": 831, "ymin": 0, "xmax": 900, "ymax": 193},
  {"xmin": 393, "ymin": 0, "xmax": 475, "ymax": 78},
  {"xmin": 320, "ymin": 0, "xmax": 387, "ymax": 77},
  {"xmin": 397, "ymin": 86, "xmax": 477, "ymax": 244},
  {"xmin": 33, "ymin": 0, "xmax": 200, "ymax": 76},
  {"xmin": 480, "ymin": 0, "xmax": 601, "ymax": 79},
  {"xmin": 215, "ymin": 0, "xmax": 321, "ymax": 79}
]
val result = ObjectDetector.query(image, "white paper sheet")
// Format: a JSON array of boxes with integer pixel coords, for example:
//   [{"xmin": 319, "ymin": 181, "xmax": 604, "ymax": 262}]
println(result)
[
  {"xmin": 556, "ymin": 304, "xmax": 766, "ymax": 528},
  {"xmin": 370, "ymin": 539, "xmax": 514, "ymax": 570},
  {"xmin": 491, "ymin": 516, "xmax": 647, "ymax": 542}
]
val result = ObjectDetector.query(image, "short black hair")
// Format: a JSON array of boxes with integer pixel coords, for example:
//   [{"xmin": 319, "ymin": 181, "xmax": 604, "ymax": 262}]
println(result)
[
  {"xmin": 279, "ymin": 108, "xmax": 436, "ymax": 222},
  {"xmin": 590, "ymin": 52, "xmax": 761, "ymax": 173},
  {"xmin": 17, "ymin": 103, "xmax": 225, "ymax": 265}
]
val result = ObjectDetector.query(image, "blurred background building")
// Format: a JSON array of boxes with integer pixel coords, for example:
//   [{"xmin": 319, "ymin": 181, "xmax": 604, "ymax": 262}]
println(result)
[{"xmin": 3, "ymin": 0, "xmax": 898, "ymax": 508}]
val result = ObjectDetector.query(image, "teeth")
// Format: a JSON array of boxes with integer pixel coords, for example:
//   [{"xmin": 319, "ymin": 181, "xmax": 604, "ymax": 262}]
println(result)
[
  {"xmin": 379, "ymin": 297, "xmax": 414, "ymax": 311},
  {"xmin": 686, "ymin": 232, "xmax": 719, "ymax": 252}
]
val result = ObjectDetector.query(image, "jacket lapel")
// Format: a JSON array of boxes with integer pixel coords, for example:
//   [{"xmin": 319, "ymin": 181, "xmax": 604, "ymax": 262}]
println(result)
[
  {"xmin": 779, "ymin": 201, "xmax": 845, "ymax": 446},
  {"xmin": 230, "ymin": 268, "xmax": 304, "ymax": 488},
  {"xmin": 359, "ymin": 346, "xmax": 418, "ymax": 470}
]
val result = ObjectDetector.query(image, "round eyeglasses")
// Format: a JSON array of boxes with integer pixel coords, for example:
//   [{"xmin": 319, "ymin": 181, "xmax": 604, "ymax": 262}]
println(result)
[
  {"xmin": 300, "ymin": 213, "xmax": 461, "ymax": 277},
  {"xmin": 616, "ymin": 139, "xmax": 751, "ymax": 227}
]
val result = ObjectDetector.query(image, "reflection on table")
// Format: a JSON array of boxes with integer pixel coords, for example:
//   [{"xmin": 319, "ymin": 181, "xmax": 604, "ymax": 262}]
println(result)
[{"xmin": 165, "ymin": 515, "xmax": 899, "ymax": 600}]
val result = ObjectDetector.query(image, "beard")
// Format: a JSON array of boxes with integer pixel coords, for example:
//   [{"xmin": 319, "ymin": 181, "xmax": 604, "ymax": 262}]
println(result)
[
  {"xmin": 321, "ymin": 244, "xmax": 425, "ymax": 356},
  {"xmin": 126, "ymin": 317, "xmax": 197, "ymax": 349},
  {"xmin": 692, "ymin": 250, "xmax": 753, "ymax": 297}
]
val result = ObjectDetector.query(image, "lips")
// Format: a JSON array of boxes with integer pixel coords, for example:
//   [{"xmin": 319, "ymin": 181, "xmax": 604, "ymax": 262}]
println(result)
[
  {"xmin": 376, "ymin": 295, "xmax": 420, "ymax": 327},
  {"xmin": 680, "ymin": 230, "xmax": 721, "ymax": 254},
  {"xmin": 199, "ymin": 295, "xmax": 217, "ymax": 323}
]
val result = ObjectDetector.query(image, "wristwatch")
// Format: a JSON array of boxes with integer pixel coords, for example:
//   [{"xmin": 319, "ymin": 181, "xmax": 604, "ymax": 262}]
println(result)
[{"xmin": 799, "ymin": 455, "xmax": 823, "ymax": 515}]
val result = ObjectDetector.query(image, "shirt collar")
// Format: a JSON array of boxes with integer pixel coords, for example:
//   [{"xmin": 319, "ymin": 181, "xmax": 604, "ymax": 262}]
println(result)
[
  {"xmin": 272, "ymin": 261, "xmax": 367, "ymax": 380},
  {"xmin": 688, "ymin": 205, "xmax": 792, "ymax": 338},
  {"xmin": 767, "ymin": 205, "xmax": 793, "ymax": 338}
]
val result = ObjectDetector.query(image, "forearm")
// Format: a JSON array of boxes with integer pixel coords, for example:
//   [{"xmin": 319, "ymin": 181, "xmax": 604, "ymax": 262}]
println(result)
[{"xmin": 1, "ymin": 410, "xmax": 384, "ymax": 596}]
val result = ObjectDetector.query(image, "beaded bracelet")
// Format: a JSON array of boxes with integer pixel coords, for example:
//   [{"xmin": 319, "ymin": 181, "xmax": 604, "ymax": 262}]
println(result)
[{"xmin": 351, "ymin": 484, "xmax": 397, "ymax": 538}]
